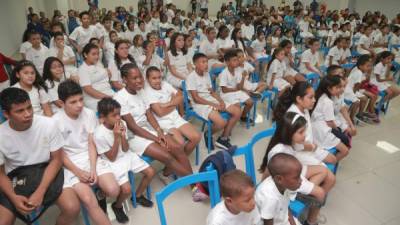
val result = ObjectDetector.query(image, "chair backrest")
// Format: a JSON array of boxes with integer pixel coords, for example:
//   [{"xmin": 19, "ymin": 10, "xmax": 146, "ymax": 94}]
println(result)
[
  {"xmin": 181, "ymin": 80, "xmax": 192, "ymax": 113},
  {"xmin": 0, "ymin": 107, "xmax": 5, "ymax": 124},
  {"xmin": 389, "ymin": 44, "xmax": 400, "ymax": 52},
  {"xmin": 155, "ymin": 170, "xmax": 221, "ymax": 225}
]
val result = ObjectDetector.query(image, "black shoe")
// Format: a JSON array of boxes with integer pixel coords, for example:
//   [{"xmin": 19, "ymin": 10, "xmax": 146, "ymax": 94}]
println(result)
[
  {"xmin": 249, "ymin": 91, "xmax": 262, "ymax": 99},
  {"xmin": 136, "ymin": 195, "xmax": 154, "ymax": 208},
  {"xmin": 241, "ymin": 117, "xmax": 254, "ymax": 124},
  {"xmin": 355, "ymin": 114, "xmax": 372, "ymax": 125},
  {"xmin": 215, "ymin": 137, "xmax": 232, "ymax": 150},
  {"xmin": 111, "ymin": 203, "xmax": 129, "ymax": 223},
  {"xmin": 204, "ymin": 131, "xmax": 214, "ymax": 150},
  {"xmin": 95, "ymin": 189, "xmax": 107, "ymax": 214}
]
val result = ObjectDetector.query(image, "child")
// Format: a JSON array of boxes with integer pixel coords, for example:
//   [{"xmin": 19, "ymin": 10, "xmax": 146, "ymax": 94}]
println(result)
[
  {"xmin": 69, "ymin": 11, "xmax": 100, "ymax": 54},
  {"xmin": 113, "ymin": 20, "xmax": 125, "ymax": 39},
  {"xmin": 299, "ymin": 38, "xmax": 322, "ymax": 76},
  {"xmin": 317, "ymin": 23, "xmax": 329, "ymax": 46},
  {"xmin": 42, "ymin": 57, "xmax": 67, "ymax": 113},
  {"xmin": 48, "ymin": 32, "xmax": 78, "ymax": 79},
  {"xmin": 129, "ymin": 35, "xmax": 145, "ymax": 62},
  {"xmin": 357, "ymin": 25, "xmax": 375, "ymax": 57},
  {"xmin": 279, "ymin": 40, "xmax": 306, "ymax": 84},
  {"xmin": 199, "ymin": 27, "xmax": 225, "ymax": 69},
  {"xmin": 109, "ymin": 40, "xmax": 137, "ymax": 91},
  {"xmin": 134, "ymin": 20, "xmax": 149, "ymax": 40},
  {"xmin": 78, "ymin": 43, "xmax": 114, "ymax": 111},
  {"xmin": 256, "ymin": 153, "xmax": 304, "ymax": 225},
  {"xmin": 236, "ymin": 50, "xmax": 267, "ymax": 96},
  {"xmin": 164, "ymin": 28, "xmax": 175, "ymax": 49},
  {"xmin": 266, "ymin": 48, "xmax": 291, "ymax": 95},
  {"xmin": 324, "ymin": 37, "xmax": 346, "ymax": 67},
  {"xmin": 298, "ymin": 15, "xmax": 314, "ymax": 40},
  {"xmin": 104, "ymin": 31, "xmax": 119, "ymax": 65},
  {"xmin": 390, "ymin": 26, "xmax": 400, "ymax": 63},
  {"xmin": 186, "ymin": 53, "xmax": 241, "ymax": 150},
  {"xmin": 89, "ymin": 38, "xmax": 104, "ymax": 66},
  {"xmin": 54, "ymin": 80, "xmax": 115, "ymax": 225},
  {"xmin": 258, "ymin": 112, "xmax": 335, "ymax": 208},
  {"xmin": 231, "ymin": 28, "xmax": 251, "ymax": 59},
  {"xmin": 184, "ymin": 34, "xmax": 196, "ymax": 65},
  {"xmin": 49, "ymin": 22, "xmax": 70, "ymax": 48},
  {"xmin": 217, "ymin": 25, "xmax": 235, "ymax": 56},
  {"xmin": 25, "ymin": 31, "xmax": 49, "ymax": 75},
  {"xmin": 345, "ymin": 55, "xmax": 379, "ymax": 123},
  {"xmin": 138, "ymin": 40, "xmax": 165, "ymax": 73},
  {"xmin": 250, "ymin": 31, "xmax": 267, "ymax": 59},
  {"xmin": 274, "ymin": 81, "xmax": 337, "ymax": 165},
  {"xmin": 372, "ymin": 24, "xmax": 390, "ymax": 54},
  {"xmin": 372, "ymin": 51, "xmax": 400, "ymax": 101},
  {"xmin": 166, "ymin": 33, "xmax": 193, "ymax": 88},
  {"xmin": 100, "ymin": 16, "xmax": 113, "ymax": 43},
  {"xmin": 144, "ymin": 67, "xmax": 201, "ymax": 157},
  {"xmin": 124, "ymin": 20, "xmax": 136, "ymax": 42},
  {"xmin": 219, "ymin": 50, "xmax": 255, "ymax": 124},
  {"xmin": 327, "ymin": 23, "xmax": 339, "ymax": 47},
  {"xmin": 94, "ymin": 98, "xmax": 155, "ymax": 223},
  {"xmin": 206, "ymin": 170, "xmax": 260, "ymax": 225},
  {"xmin": 267, "ymin": 26, "xmax": 282, "ymax": 54},
  {"xmin": 311, "ymin": 76, "xmax": 350, "ymax": 161},
  {"xmin": 10, "ymin": 60, "xmax": 52, "ymax": 116}
]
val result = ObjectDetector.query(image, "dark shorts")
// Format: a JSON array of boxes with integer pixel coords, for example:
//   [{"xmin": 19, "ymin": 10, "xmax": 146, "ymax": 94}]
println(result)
[{"xmin": 0, "ymin": 191, "xmax": 15, "ymax": 214}]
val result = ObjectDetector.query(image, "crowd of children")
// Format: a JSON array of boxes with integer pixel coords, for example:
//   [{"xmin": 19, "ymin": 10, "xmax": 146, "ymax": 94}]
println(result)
[{"xmin": 1, "ymin": 1, "xmax": 400, "ymax": 225}]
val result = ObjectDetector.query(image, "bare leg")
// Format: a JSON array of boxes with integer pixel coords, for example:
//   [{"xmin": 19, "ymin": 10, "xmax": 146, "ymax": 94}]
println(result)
[
  {"xmin": 335, "ymin": 142, "xmax": 349, "ymax": 161},
  {"xmin": 241, "ymin": 98, "xmax": 254, "ymax": 119},
  {"xmin": 0, "ymin": 204, "xmax": 15, "ymax": 225},
  {"xmin": 55, "ymin": 188, "xmax": 81, "ymax": 225},
  {"xmin": 177, "ymin": 123, "xmax": 201, "ymax": 155},
  {"xmin": 208, "ymin": 111, "xmax": 227, "ymax": 134},
  {"xmin": 97, "ymin": 173, "xmax": 120, "ymax": 198},
  {"xmin": 222, "ymin": 104, "xmax": 241, "ymax": 137},
  {"xmin": 114, "ymin": 183, "xmax": 131, "ymax": 208},
  {"xmin": 136, "ymin": 167, "xmax": 155, "ymax": 197}
]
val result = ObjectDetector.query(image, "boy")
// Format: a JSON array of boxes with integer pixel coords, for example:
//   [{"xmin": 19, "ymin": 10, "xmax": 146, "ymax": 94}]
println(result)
[
  {"xmin": 186, "ymin": 53, "xmax": 241, "ymax": 150},
  {"xmin": 219, "ymin": 49, "xmax": 254, "ymax": 124},
  {"xmin": 69, "ymin": 11, "xmax": 101, "ymax": 54},
  {"xmin": 53, "ymin": 80, "xmax": 115, "ymax": 225},
  {"xmin": 0, "ymin": 88, "xmax": 79, "ymax": 224},
  {"xmin": 25, "ymin": 31, "xmax": 49, "ymax": 75},
  {"xmin": 94, "ymin": 98, "xmax": 155, "ymax": 223},
  {"xmin": 206, "ymin": 169, "xmax": 261, "ymax": 225}
]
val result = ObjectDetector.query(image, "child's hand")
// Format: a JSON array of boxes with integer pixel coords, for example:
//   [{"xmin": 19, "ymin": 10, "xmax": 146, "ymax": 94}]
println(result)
[
  {"xmin": 304, "ymin": 142, "xmax": 316, "ymax": 151},
  {"xmin": 76, "ymin": 169, "xmax": 91, "ymax": 183},
  {"xmin": 113, "ymin": 120, "xmax": 123, "ymax": 137},
  {"xmin": 11, "ymin": 195, "xmax": 34, "ymax": 215},
  {"xmin": 89, "ymin": 169, "xmax": 97, "ymax": 185}
]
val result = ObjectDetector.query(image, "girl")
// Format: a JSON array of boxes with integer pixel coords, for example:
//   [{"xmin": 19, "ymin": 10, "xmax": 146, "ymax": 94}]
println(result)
[
  {"xmin": 144, "ymin": 66, "xmax": 201, "ymax": 158},
  {"xmin": 280, "ymin": 40, "xmax": 306, "ymax": 84},
  {"xmin": 78, "ymin": 43, "xmax": 114, "ymax": 111},
  {"xmin": 266, "ymin": 47, "xmax": 290, "ymax": 94},
  {"xmin": 274, "ymin": 81, "xmax": 337, "ymax": 164},
  {"xmin": 299, "ymin": 38, "xmax": 322, "ymax": 76},
  {"xmin": 42, "ymin": 57, "xmax": 67, "ymax": 113},
  {"xmin": 104, "ymin": 31, "xmax": 119, "ymax": 65},
  {"xmin": 184, "ymin": 34, "xmax": 196, "ymax": 66},
  {"xmin": 135, "ymin": 20, "xmax": 148, "ymax": 40},
  {"xmin": 129, "ymin": 35, "xmax": 145, "ymax": 62},
  {"xmin": 89, "ymin": 38, "xmax": 104, "ymax": 66},
  {"xmin": 216, "ymin": 25, "xmax": 234, "ymax": 56},
  {"xmin": 259, "ymin": 112, "xmax": 335, "ymax": 204},
  {"xmin": 324, "ymin": 37, "xmax": 346, "ymax": 67},
  {"xmin": 109, "ymin": 39, "xmax": 137, "ymax": 91},
  {"xmin": 357, "ymin": 25, "xmax": 375, "ymax": 57},
  {"xmin": 372, "ymin": 51, "xmax": 400, "ymax": 101},
  {"xmin": 113, "ymin": 20, "xmax": 125, "ymax": 38},
  {"xmin": 250, "ymin": 30, "xmax": 267, "ymax": 59},
  {"xmin": 231, "ymin": 28, "xmax": 251, "ymax": 59},
  {"xmin": 10, "ymin": 60, "xmax": 52, "ymax": 116},
  {"xmin": 199, "ymin": 27, "xmax": 224, "ymax": 69},
  {"xmin": 298, "ymin": 15, "xmax": 314, "ymax": 40},
  {"xmin": 266, "ymin": 26, "xmax": 281, "ymax": 54},
  {"xmin": 327, "ymin": 23, "xmax": 340, "ymax": 48},
  {"xmin": 124, "ymin": 19, "xmax": 136, "ymax": 43},
  {"xmin": 164, "ymin": 28, "xmax": 175, "ymax": 49},
  {"xmin": 138, "ymin": 40, "xmax": 165, "ymax": 73},
  {"xmin": 48, "ymin": 32, "xmax": 78, "ymax": 80},
  {"xmin": 311, "ymin": 76, "xmax": 350, "ymax": 161},
  {"xmin": 166, "ymin": 33, "xmax": 193, "ymax": 88}
]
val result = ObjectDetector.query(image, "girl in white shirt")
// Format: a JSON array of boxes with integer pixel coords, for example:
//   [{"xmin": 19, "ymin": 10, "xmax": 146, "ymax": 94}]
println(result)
[
  {"xmin": 145, "ymin": 67, "xmax": 201, "ymax": 156},
  {"xmin": 357, "ymin": 25, "xmax": 375, "ymax": 56},
  {"xmin": 78, "ymin": 43, "xmax": 114, "ymax": 111},
  {"xmin": 49, "ymin": 32, "xmax": 78, "ymax": 80},
  {"xmin": 299, "ymin": 38, "xmax": 322, "ymax": 76},
  {"xmin": 199, "ymin": 27, "xmax": 225, "ymax": 69},
  {"xmin": 104, "ymin": 31, "xmax": 118, "ymax": 66},
  {"xmin": 372, "ymin": 51, "xmax": 400, "ymax": 101},
  {"xmin": 113, "ymin": 21, "xmax": 125, "ymax": 39},
  {"xmin": 298, "ymin": 15, "xmax": 314, "ymax": 39},
  {"xmin": 166, "ymin": 33, "xmax": 193, "ymax": 88},
  {"xmin": 267, "ymin": 26, "xmax": 282, "ymax": 54},
  {"xmin": 267, "ymin": 48, "xmax": 290, "ymax": 93},
  {"xmin": 43, "ymin": 57, "xmax": 67, "ymax": 113},
  {"xmin": 138, "ymin": 40, "xmax": 165, "ymax": 73},
  {"xmin": 280, "ymin": 40, "xmax": 306, "ymax": 84},
  {"xmin": 124, "ymin": 19, "xmax": 136, "ymax": 43},
  {"xmin": 250, "ymin": 31, "xmax": 267, "ymax": 59},
  {"xmin": 184, "ymin": 34, "xmax": 196, "ymax": 66},
  {"xmin": 324, "ymin": 37, "xmax": 346, "ymax": 67},
  {"xmin": 311, "ymin": 76, "xmax": 350, "ymax": 161},
  {"xmin": 216, "ymin": 25, "xmax": 234, "ymax": 56},
  {"xmin": 109, "ymin": 39, "xmax": 137, "ymax": 91},
  {"xmin": 231, "ymin": 28, "xmax": 252, "ymax": 60},
  {"xmin": 10, "ymin": 60, "xmax": 52, "ymax": 116},
  {"xmin": 129, "ymin": 35, "xmax": 145, "ymax": 62}
]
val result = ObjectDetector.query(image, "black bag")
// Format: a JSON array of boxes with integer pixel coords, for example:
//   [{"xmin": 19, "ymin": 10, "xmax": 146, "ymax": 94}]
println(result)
[{"xmin": 7, "ymin": 162, "xmax": 64, "ymax": 225}]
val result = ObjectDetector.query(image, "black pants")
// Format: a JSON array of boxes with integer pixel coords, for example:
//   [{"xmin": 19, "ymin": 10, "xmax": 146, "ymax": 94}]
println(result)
[{"xmin": 331, "ymin": 128, "xmax": 351, "ymax": 147}]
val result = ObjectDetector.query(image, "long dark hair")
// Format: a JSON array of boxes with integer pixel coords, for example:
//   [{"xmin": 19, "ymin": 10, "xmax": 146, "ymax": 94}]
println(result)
[
  {"xmin": 217, "ymin": 25, "xmax": 229, "ymax": 39},
  {"xmin": 169, "ymin": 32, "xmax": 187, "ymax": 56},
  {"xmin": 312, "ymin": 75, "xmax": 342, "ymax": 113},
  {"xmin": 42, "ymin": 57, "xmax": 66, "ymax": 88},
  {"xmin": 10, "ymin": 60, "xmax": 48, "ymax": 92},
  {"xmin": 375, "ymin": 51, "xmax": 393, "ymax": 65},
  {"xmin": 259, "ymin": 112, "xmax": 307, "ymax": 172},
  {"xmin": 267, "ymin": 47, "xmax": 285, "ymax": 71},
  {"xmin": 231, "ymin": 28, "xmax": 246, "ymax": 52},
  {"xmin": 273, "ymin": 82, "xmax": 313, "ymax": 122},
  {"xmin": 114, "ymin": 39, "xmax": 137, "ymax": 70}
]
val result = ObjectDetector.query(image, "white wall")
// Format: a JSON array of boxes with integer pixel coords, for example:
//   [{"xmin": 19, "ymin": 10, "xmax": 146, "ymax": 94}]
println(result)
[{"xmin": 349, "ymin": 0, "xmax": 399, "ymax": 19}]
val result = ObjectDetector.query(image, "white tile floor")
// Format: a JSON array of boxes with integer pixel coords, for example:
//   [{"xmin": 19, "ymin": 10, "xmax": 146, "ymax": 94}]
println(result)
[{"xmin": 21, "ymin": 97, "xmax": 400, "ymax": 225}]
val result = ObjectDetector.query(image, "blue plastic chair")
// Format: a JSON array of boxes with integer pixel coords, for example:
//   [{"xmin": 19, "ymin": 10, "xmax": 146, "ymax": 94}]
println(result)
[
  {"xmin": 128, "ymin": 170, "xmax": 152, "ymax": 208},
  {"xmin": 209, "ymin": 66, "xmax": 225, "ymax": 91},
  {"xmin": 155, "ymin": 170, "xmax": 221, "ymax": 225},
  {"xmin": 391, "ymin": 61, "xmax": 400, "ymax": 85},
  {"xmin": 341, "ymin": 63, "xmax": 355, "ymax": 70},
  {"xmin": 0, "ymin": 108, "xmax": 5, "ymax": 123},
  {"xmin": 375, "ymin": 90, "xmax": 390, "ymax": 116},
  {"xmin": 389, "ymin": 44, "xmax": 400, "ymax": 52},
  {"xmin": 305, "ymin": 73, "xmax": 320, "ymax": 90},
  {"xmin": 260, "ymin": 89, "xmax": 275, "ymax": 120}
]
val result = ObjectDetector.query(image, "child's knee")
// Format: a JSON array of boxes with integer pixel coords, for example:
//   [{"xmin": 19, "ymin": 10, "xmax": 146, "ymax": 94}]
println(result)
[
  {"xmin": 213, "ymin": 118, "xmax": 227, "ymax": 130},
  {"xmin": 246, "ymin": 98, "xmax": 253, "ymax": 106},
  {"xmin": 120, "ymin": 183, "xmax": 132, "ymax": 196},
  {"xmin": 103, "ymin": 183, "xmax": 120, "ymax": 198},
  {"xmin": 311, "ymin": 186, "xmax": 326, "ymax": 203},
  {"xmin": 189, "ymin": 130, "xmax": 202, "ymax": 144},
  {"xmin": 143, "ymin": 167, "xmax": 156, "ymax": 179},
  {"xmin": 60, "ymin": 198, "xmax": 81, "ymax": 217}
]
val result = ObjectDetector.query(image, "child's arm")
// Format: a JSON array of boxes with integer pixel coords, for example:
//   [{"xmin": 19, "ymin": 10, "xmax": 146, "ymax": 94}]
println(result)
[
  {"xmin": 305, "ymin": 62, "xmax": 321, "ymax": 74},
  {"xmin": 61, "ymin": 150, "xmax": 91, "ymax": 183},
  {"xmin": 190, "ymin": 90, "xmax": 220, "ymax": 108},
  {"xmin": 82, "ymin": 85, "xmax": 112, "ymax": 99},
  {"xmin": 152, "ymin": 92, "xmax": 183, "ymax": 117},
  {"xmin": 340, "ymin": 106, "xmax": 356, "ymax": 133},
  {"xmin": 268, "ymin": 73, "xmax": 276, "ymax": 90},
  {"xmin": 326, "ymin": 120, "xmax": 338, "ymax": 129},
  {"xmin": 238, "ymin": 71, "xmax": 249, "ymax": 92},
  {"xmin": 122, "ymin": 114, "xmax": 158, "ymax": 142},
  {"xmin": 221, "ymin": 85, "xmax": 239, "ymax": 93},
  {"xmin": 145, "ymin": 109, "xmax": 168, "ymax": 147},
  {"xmin": 88, "ymin": 134, "xmax": 98, "ymax": 184},
  {"xmin": 41, "ymin": 102, "xmax": 53, "ymax": 117},
  {"xmin": 288, "ymin": 210, "xmax": 297, "ymax": 225},
  {"xmin": 69, "ymin": 39, "xmax": 81, "ymax": 54},
  {"xmin": 167, "ymin": 64, "xmax": 186, "ymax": 80}
]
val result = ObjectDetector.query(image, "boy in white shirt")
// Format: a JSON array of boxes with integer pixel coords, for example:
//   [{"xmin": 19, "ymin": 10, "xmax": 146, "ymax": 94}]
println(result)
[
  {"xmin": 357, "ymin": 25, "xmax": 375, "ymax": 57},
  {"xmin": 219, "ymin": 50, "xmax": 255, "ymax": 124},
  {"xmin": 0, "ymin": 88, "xmax": 79, "ymax": 225},
  {"xmin": 53, "ymin": 80, "xmax": 114, "ymax": 225},
  {"xmin": 94, "ymin": 98, "xmax": 155, "ymax": 223},
  {"xmin": 186, "ymin": 53, "xmax": 241, "ymax": 150},
  {"xmin": 48, "ymin": 32, "xmax": 78, "ymax": 79},
  {"xmin": 69, "ymin": 11, "xmax": 100, "ymax": 54},
  {"xmin": 207, "ymin": 170, "xmax": 261, "ymax": 225},
  {"xmin": 25, "ymin": 31, "xmax": 49, "ymax": 75},
  {"xmin": 236, "ymin": 50, "xmax": 267, "ymax": 96},
  {"xmin": 241, "ymin": 18, "xmax": 255, "ymax": 41},
  {"xmin": 327, "ymin": 23, "xmax": 340, "ymax": 47}
]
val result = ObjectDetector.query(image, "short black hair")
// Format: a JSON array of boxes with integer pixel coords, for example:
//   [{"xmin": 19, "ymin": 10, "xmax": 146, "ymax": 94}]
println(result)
[
  {"xmin": 120, "ymin": 63, "xmax": 139, "ymax": 78},
  {"xmin": 0, "ymin": 88, "xmax": 30, "ymax": 112},
  {"xmin": 146, "ymin": 66, "xmax": 161, "ymax": 79},
  {"xmin": 58, "ymin": 80, "xmax": 82, "ymax": 102},
  {"xmin": 327, "ymin": 65, "xmax": 343, "ymax": 76},
  {"xmin": 97, "ymin": 97, "xmax": 121, "ymax": 117},
  {"xmin": 192, "ymin": 52, "xmax": 207, "ymax": 63},
  {"xmin": 224, "ymin": 49, "xmax": 238, "ymax": 62},
  {"xmin": 79, "ymin": 11, "xmax": 90, "ymax": 19},
  {"xmin": 82, "ymin": 43, "xmax": 99, "ymax": 59},
  {"xmin": 53, "ymin": 31, "xmax": 64, "ymax": 39}
]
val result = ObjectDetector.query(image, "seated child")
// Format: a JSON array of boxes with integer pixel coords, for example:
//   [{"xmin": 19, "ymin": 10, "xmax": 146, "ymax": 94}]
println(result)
[
  {"xmin": 372, "ymin": 51, "xmax": 400, "ymax": 102},
  {"xmin": 48, "ymin": 32, "xmax": 78, "ymax": 79},
  {"xmin": 206, "ymin": 170, "xmax": 260, "ymax": 225},
  {"xmin": 279, "ymin": 40, "xmax": 306, "ymax": 84},
  {"xmin": 94, "ymin": 98, "xmax": 155, "ymax": 223},
  {"xmin": 186, "ymin": 53, "xmax": 241, "ymax": 150},
  {"xmin": 25, "ymin": 31, "xmax": 49, "ymax": 75},
  {"xmin": 299, "ymin": 38, "xmax": 322, "ymax": 77},
  {"xmin": 236, "ymin": 49, "xmax": 267, "ymax": 96},
  {"xmin": 219, "ymin": 49, "xmax": 255, "ymax": 123},
  {"xmin": 42, "ymin": 57, "xmax": 67, "ymax": 113},
  {"xmin": 266, "ymin": 48, "xmax": 291, "ymax": 95}
]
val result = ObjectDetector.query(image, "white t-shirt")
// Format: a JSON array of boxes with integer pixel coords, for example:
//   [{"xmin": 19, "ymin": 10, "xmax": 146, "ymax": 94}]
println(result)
[
  {"xmin": 144, "ymin": 82, "xmax": 181, "ymax": 121},
  {"xmin": 345, "ymin": 67, "xmax": 364, "ymax": 95},
  {"xmin": 199, "ymin": 39, "xmax": 218, "ymax": 56},
  {"xmin": 216, "ymin": 38, "xmax": 234, "ymax": 50},
  {"xmin": 94, "ymin": 123, "xmax": 128, "ymax": 161},
  {"xmin": 287, "ymin": 104, "xmax": 313, "ymax": 150},
  {"xmin": 324, "ymin": 46, "xmax": 344, "ymax": 66},
  {"xmin": 104, "ymin": 41, "xmax": 115, "ymax": 65},
  {"xmin": 45, "ymin": 80, "xmax": 62, "ymax": 113},
  {"xmin": 48, "ymin": 45, "xmax": 77, "ymax": 76},
  {"xmin": 20, "ymin": 41, "xmax": 32, "ymax": 55},
  {"xmin": 327, "ymin": 30, "xmax": 339, "ymax": 47},
  {"xmin": 113, "ymin": 88, "xmax": 150, "ymax": 138},
  {"xmin": 0, "ymin": 115, "xmax": 63, "ymax": 174},
  {"xmin": 267, "ymin": 144, "xmax": 296, "ymax": 163},
  {"xmin": 299, "ymin": 49, "xmax": 319, "ymax": 75},
  {"xmin": 49, "ymin": 35, "xmax": 70, "ymax": 48},
  {"xmin": 357, "ymin": 34, "xmax": 372, "ymax": 54},
  {"xmin": 267, "ymin": 59, "xmax": 286, "ymax": 82},
  {"xmin": 255, "ymin": 176, "xmax": 297, "ymax": 225},
  {"xmin": 25, "ymin": 45, "xmax": 49, "ymax": 75},
  {"xmin": 129, "ymin": 46, "xmax": 144, "ymax": 62},
  {"xmin": 137, "ymin": 53, "xmax": 164, "ymax": 72},
  {"xmin": 241, "ymin": 24, "xmax": 255, "ymax": 40},
  {"xmin": 12, "ymin": 83, "xmax": 50, "ymax": 115},
  {"xmin": 167, "ymin": 51, "xmax": 191, "ymax": 77},
  {"xmin": 250, "ymin": 39, "xmax": 266, "ymax": 54},
  {"xmin": 311, "ymin": 93, "xmax": 335, "ymax": 123},
  {"xmin": 207, "ymin": 200, "xmax": 261, "ymax": 225},
  {"xmin": 124, "ymin": 30, "xmax": 136, "ymax": 42},
  {"xmin": 69, "ymin": 25, "xmax": 99, "ymax": 48},
  {"xmin": 219, "ymin": 68, "xmax": 241, "ymax": 89},
  {"xmin": 109, "ymin": 58, "xmax": 131, "ymax": 82},
  {"xmin": 53, "ymin": 108, "xmax": 97, "ymax": 161},
  {"xmin": 186, "ymin": 70, "xmax": 213, "ymax": 101},
  {"xmin": 298, "ymin": 20, "xmax": 310, "ymax": 33}
]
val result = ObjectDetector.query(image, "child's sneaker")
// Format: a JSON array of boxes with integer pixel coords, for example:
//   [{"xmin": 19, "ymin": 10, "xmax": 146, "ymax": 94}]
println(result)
[
  {"xmin": 240, "ymin": 116, "xmax": 254, "ymax": 125},
  {"xmin": 95, "ymin": 189, "xmax": 107, "ymax": 214},
  {"xmin": 215, "ymin": 136, "xmax": 232, "ymax": 150},
  {"xmin": 111, "ymin": 202, "xmax": 129, "ymax": 223},
  {"xmin": 355, "ymin": 114, "xmax": 372, "ymax": 125},
  {"xmin": 249, "ymin": 91, "xmax": 262, "ymax": 99},
  {"xmin": 136, "ymin": 195, "xmax": 154, "ymax": 208},
  {"xmin": 204, "ymin": 131, "xmax": 215, "ymax": 150},
  {"xmin": 192, "ymin": 184, "xmax": 209, "ymax": 202},
  {"xmin": 158, "ymin": 172, "xmax": 175, "ymax": 185}
]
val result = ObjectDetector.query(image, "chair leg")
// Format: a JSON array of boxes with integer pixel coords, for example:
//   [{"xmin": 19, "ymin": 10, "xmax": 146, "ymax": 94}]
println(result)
[
  {"xmin": 81, "ymin": 204, "xmax": 91, "ymax": 225},
  {"xmin": 207, "ymin": 121, "xmax": 212, "ymax": 153},
  {"xmin": 128, "ymin": 171, "xmax": 137, "ymax": 208},
  {"xmin": 146, "ymin": 185, "xmax": 152, "ymax": 200},
  {"xmin": 252, "ymin": 100, "xmax": 258, "ymax": 126},
  {"xmin": 195, "ymin": 144, "xmax": 200, "ymax": 166}
]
